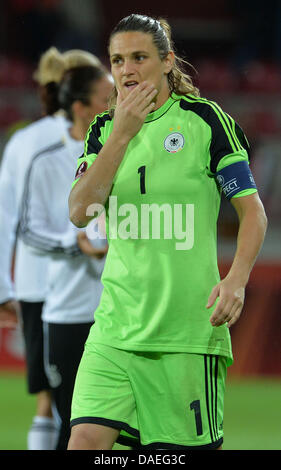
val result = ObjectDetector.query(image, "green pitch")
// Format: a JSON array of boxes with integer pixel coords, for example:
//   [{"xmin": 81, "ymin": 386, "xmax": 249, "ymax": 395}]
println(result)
[{"xmin": 0, "ymin": 372, "xmax": 280, "ymax": 450}]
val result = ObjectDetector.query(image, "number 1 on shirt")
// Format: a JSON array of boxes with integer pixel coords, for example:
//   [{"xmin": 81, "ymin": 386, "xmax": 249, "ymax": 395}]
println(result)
[{"xmin": 138, "ymin": 166, "xmax": 146, "ymax": 194}]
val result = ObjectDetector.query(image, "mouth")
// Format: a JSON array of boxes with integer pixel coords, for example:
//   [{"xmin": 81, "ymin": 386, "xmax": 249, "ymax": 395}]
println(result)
[{"xmin": 124, "ymin": 80, "xmax": 139, "ymax": 91}]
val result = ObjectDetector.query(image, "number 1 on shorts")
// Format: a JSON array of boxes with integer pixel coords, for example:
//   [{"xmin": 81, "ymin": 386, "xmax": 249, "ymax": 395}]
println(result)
[{"xmin": 190, "ymin": 399, "xmax": 203, "ymax": 436}]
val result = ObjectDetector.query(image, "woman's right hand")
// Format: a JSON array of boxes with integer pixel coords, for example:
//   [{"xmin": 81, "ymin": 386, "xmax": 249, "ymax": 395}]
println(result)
[
  {"xmin": 69, "ymin": 83, "xmax": 158, "ymax": 228},
  {"xmin": 0, "ymin": 300, "xmax": 20, "ymax": 328},
  {"xmin": 112, "ymin": 81, "xmax": 157, "ymax": 142}
]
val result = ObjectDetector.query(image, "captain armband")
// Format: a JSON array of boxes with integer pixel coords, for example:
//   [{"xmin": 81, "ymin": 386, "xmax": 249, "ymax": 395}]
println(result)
[{"xmin": 215, "ymin": 160, "xmax": 257, "ymax": 200}]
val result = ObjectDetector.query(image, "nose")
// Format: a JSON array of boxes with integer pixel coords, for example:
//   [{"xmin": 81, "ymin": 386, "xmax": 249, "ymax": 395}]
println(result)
[{"xmin": 122, "ymin": 59, "xmax": 135, "ymax": 76}]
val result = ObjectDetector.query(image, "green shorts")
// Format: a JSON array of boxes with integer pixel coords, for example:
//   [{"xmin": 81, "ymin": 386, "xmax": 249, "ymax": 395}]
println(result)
[{"xmin": 70, "ymin": 342, "xmax": 228, "ymax": 449}]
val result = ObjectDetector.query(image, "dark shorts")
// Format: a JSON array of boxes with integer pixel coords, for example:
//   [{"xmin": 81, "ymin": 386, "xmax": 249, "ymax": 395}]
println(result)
[
  {"xmin": 19, "ymin": 300, "xmax": 50, "ymax": 394},
  {"xmin": 44, "ymin": 321, "xmax": 93, "ymax": 450}
]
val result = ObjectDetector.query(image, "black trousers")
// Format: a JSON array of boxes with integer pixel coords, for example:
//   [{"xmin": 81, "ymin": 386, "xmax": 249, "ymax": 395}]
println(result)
[{"xmin": 45, "ymin": 321, "xmax": 93, "ymax": 450}]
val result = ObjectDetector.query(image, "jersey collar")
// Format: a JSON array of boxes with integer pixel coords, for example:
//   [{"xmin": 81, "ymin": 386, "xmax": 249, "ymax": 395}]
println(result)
[{"xmin": 144, "ymin": 93, "xmax": 181, "ymax": 123}]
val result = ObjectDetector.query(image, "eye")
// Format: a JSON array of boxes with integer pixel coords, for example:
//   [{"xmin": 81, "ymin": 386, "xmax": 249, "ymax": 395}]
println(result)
[
  {"xmin": 135, "ymin": 55, "xmax": 146, "ymax": 62},
  {"xmin": 111, "ymin": 57, "xmax": 123, "ymax": 65}
]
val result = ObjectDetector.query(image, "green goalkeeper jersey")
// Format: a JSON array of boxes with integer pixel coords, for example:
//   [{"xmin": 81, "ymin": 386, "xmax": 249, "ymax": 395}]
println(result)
[{"xmin": 72, "ymin": 93, "xmax": 257, "ymax": 364}]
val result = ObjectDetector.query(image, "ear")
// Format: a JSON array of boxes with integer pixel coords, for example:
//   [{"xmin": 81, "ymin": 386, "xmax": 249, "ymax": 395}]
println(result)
[{"xmin": 164, "ymin": 51, "xmax": 175, "ymax": 75}]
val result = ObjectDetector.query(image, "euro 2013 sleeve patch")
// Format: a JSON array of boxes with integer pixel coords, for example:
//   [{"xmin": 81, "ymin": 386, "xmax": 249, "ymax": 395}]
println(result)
[{"xmin": 75, "ymin": 160, "xmax": 88, "ymax": 180}]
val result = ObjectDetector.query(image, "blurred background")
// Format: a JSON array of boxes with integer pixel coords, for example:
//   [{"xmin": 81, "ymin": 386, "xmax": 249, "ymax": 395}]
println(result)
[{"xmin": 0, "ymin": 0, "xmax": 280, "ymax": 450}]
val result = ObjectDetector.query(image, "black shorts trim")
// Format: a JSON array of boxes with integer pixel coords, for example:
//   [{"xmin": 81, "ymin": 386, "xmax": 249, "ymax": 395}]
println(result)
[
  {"xmin": 142, "ymin": 437, "xmax": 223, "ymax": 450},
  {"xmin": 70, "ymin": 417, "xmax": 223, "ymax": 450},
  {"xmin": 117, "ymin": 434, "xmax": 143, "ymax": 449},
  {"xmin": 70, "ymin": 416, "xmax": 140, "ymax": 439}
]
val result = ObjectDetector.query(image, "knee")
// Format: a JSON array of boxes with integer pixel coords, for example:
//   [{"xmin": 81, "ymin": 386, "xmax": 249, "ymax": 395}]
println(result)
[{"xmin": 68, "ymin": 425, "xmax": 93, "ymax": 450}]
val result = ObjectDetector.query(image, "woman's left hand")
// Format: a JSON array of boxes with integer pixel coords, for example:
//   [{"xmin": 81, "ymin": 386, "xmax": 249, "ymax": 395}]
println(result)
[{"xmin": 206, "ymin": 277, "xmax": 245, "ymax": 328}]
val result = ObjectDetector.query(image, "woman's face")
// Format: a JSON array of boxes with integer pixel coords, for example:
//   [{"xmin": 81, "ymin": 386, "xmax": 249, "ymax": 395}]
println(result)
[
  {"xmin": 84, "ymin": 74, "xmax": 114, "ymax": 124},
  {"xmin": 109, "ymin": 31, "xmax": 173, "ymax": 107}
]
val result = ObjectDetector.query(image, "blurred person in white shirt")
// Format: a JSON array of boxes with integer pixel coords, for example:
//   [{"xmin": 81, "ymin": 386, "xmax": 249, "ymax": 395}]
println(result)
[{"xmin": 0, "ymin": 46, "xmax": 103, "ymax": 450}]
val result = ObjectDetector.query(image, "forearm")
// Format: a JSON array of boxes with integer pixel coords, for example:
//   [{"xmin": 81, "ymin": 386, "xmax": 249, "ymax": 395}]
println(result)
[
  {"xmin": 208, "ymin": 195, "xmax": 267, "ymax": 327},
  {"xmin": 227, "ymin": 195, "xmax": 268, "ymax": 286},
  {"xmin": 69, "ymin": 132, "xmax": 129, "ymax": 228}
]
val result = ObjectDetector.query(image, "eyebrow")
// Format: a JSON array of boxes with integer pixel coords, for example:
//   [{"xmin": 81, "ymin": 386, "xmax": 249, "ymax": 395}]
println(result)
[{"xmin": 110, "ymin": 50, "xmax": 148, "ymax": 58}]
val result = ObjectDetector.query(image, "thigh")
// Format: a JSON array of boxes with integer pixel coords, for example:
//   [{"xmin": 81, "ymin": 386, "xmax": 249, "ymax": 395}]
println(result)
[
  {"xmin": 68, "ymin": 423, "xmax": 120, "ymax": 450},
  {"xmin": 20, "ymin": 300, "xmax": 50, "ymax": 394},
  {"xmin": 70, "ymin": 343, "xmax": 138, "ymax": 438},
  {"xmin": 131, "ymin": 352, "xmax": 227, "ymax": 449}
]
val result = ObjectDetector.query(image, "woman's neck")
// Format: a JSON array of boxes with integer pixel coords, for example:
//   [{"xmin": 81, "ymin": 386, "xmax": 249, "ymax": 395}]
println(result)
[{"xmin": 69, "ymin": 122, "xmax": 87, "ymax": 141}]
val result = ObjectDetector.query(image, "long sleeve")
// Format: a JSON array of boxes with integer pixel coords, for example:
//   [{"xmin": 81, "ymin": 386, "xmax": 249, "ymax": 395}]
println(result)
[
  {"xmin": 0, "ymin": 136, "xmax": 22, "ymax": 302},
  {"xmin": 18, "ymin": 142, "xmax": 81, "ymax": 256}
]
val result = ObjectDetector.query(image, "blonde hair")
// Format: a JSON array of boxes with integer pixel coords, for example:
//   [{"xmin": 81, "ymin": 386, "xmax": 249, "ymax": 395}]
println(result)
[
  {"xmin": 33, "ymin": 47, "xmax": 102, "ymax": 85},
  {"xmin": 62, "ymin": 49, "xmax": 101, "ymax": 70},
  {"xmin": 33, "ymin": 47, "xmax": 103, "ymax": 115},
  {"xmin": 108, "ymin": 14, "xmax": 200, "ymax": 115},
  {"xmin": 33, "ymin": 47, "xmax": 65, "ymax": 86}
]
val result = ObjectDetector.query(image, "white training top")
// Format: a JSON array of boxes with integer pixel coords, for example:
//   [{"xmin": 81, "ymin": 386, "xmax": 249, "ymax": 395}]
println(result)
[
  {"xmin": 18, "ymin": 126, "xmax": 105, "ymax": 323},
  {"xmin": 0, "ymin": 113, "xmax": 69, "ymax": 303}
]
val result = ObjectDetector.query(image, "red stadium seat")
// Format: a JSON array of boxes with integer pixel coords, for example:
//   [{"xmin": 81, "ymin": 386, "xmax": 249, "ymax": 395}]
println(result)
[
  {"xmin": 196, "ymin": 59, "xmax": 238, "ymax": 93},
  {"xmin": 0, "ymin": 105, "xmax": 22, "ymax": 129},
  {"xmin": 0, "ymin": 56, "xmax": 34, "ymax": 88},
  {"xmin": 240, "ymin": 61, "xmax": 281, "ymax": 94},
  {"xmin": 239, "ymin": 110, "xmax": 280, "ymax": 139}
]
